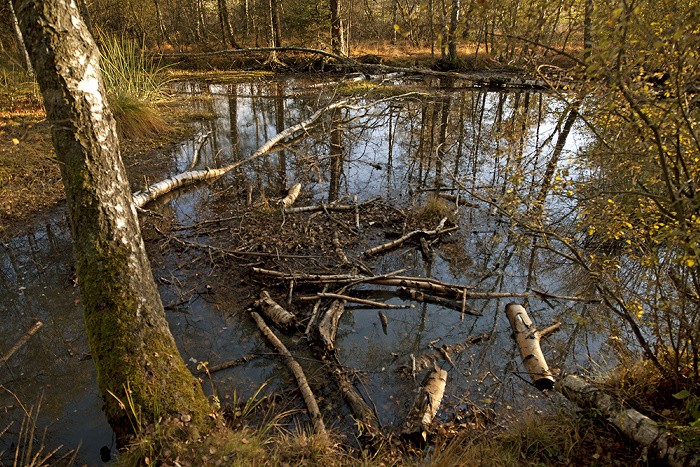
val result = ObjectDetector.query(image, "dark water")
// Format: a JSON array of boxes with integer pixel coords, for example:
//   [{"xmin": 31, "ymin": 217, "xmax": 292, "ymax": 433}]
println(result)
[{"xmin": 0, "ymin": 76, "xmax": 608, "ymax": 464}]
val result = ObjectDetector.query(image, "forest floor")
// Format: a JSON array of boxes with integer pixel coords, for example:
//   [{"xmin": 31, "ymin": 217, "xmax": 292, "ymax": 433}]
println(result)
[{"xmin": 0, "ymin": 53, "xmax": 658, "ymax": 466}]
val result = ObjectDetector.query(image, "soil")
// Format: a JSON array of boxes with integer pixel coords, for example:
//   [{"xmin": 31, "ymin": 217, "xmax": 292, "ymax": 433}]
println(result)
[{"xmin": 0, "ymin": 100, "xmax": 202, "ymax": 241}]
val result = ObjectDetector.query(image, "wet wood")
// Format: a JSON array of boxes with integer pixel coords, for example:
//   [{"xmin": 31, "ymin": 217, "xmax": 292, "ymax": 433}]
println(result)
[
  {"xmin": 402, "ymin": 364, "xmax": 448, "ymax": 440},
  {"xmin": 419, "ymin": 237, "xmax": 435, "ymax": 262},
  {"xmin": 396, "ymin": 333, "xmax": 488, "ymax": 376},
  {"xmin": 279, "ymin": 183, "xmax": 302, "ymax": 208},
  {"xmin": 378, "ymin": 310, "xmax": 388, "ymax": 334},
  {"xmin": 304, "ymin": 285, "xmax": 328, "ymax": 335},
  {"xmin": 505, "ymin": 303, "xmax": 556, "ymax": 390},
  {"xmin": 313, "ymin": 299, "xmax": 345, "ymax": 357},
  {"xmin": 250, "ymin": 311, "xmax": 326, "ymax": 434},
  {"xmin": 201, "ymin": 352, "xmax": 258, "ymax": 374},
  {"xmin": 1, "ymin": 321, "xmax": 43, "ymax": 366},
  {"xmin": 299, "ymin": 292, "xmax": 410, "ymax": 309},
  {"xmin": 557, "ymin": 375, "xmax": 698, "ymax": 467},
  {"xmin": 363, "ymin": 217, "xmax": 449, "ymax": 257},
  {"xmin": 334, "ymin": 369, "xmax": 381, "ymax": 435},
  {"xmin": 283, "ymin": 197, "xmax": 380, "ymax": 214},
  {"xmin": 254, "ymin": 290, "xmax": 297, "ymax": 332},
  {"xmin": 397, "ymin": 287, "xmax": 482, "ymax": 316}
]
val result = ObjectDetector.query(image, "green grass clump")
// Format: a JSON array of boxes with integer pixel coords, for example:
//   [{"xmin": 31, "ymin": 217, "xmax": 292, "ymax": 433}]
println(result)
[{"xmin": 98, "ymin": 34, "xmax": 171, "ymax": 139}]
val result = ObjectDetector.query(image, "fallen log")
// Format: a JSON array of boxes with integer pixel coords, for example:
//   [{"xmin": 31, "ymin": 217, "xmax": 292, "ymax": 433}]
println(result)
[
  {"xmin": 363, "ymin": 217, "xmax": 449, "ymax": 257},
  {"xmin": 278, "ymin": 183, "xmax": 302, "ymax": 208},
  {"xmin": 334, "ymin": 369, "xmax": 381, "ymax": 435},
  {"xmin": 402, "ymin": 364, "xmax": 448, "ymax": 441},
  {"xmin": 395, "ymin": 333, "xmax": 489, "ymax": 376},
  {"xmin": 557, "ymin": 375, "xmax": 699, "ymax": 467},
  {"xmin": 153, "ymin": 46, "xmax": 356, "ymax": 64},
  {"xmin": 250, "ymin": 311, "xmax": 326, "ymax": 434},
  {"xmin": 133, "ymin": 98, "xmax": 353, "ymax": 208},
  {"xmin": 283, "ymin": 197, "xmax": 380, "ymax": 214},
  {"xmin": 254, "ymin": 291, "xmax": 298, "ymax": 332},
  {"xmin": 313, "ymin": 299, "xmax": 345, "ymax": 358},
  {"xmin": 505, "ymin": 303, "xmax": 557, "ymax": 390},
  {"xmin": 396, "ymin": 287, "xmax": 482, "ymax": 316}
]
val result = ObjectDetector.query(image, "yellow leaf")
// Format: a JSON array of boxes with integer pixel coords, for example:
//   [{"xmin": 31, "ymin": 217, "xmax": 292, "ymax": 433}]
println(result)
[{"xmin": 12, "ymin": 138, "xmax": 20, "ymax": 145}]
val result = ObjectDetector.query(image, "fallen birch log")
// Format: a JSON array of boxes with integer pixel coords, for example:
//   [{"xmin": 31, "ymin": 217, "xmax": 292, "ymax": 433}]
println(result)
[
  {"xmin": 402, "ymin": 364, "xmax": 448, "ymax": 441},
  {"xmin": 283, "ymin": 197, "xmax": 380, "ymax": 214},
  {"xmin": 312, "ymin": 299, "xmax": 345, "ymax": 358},
  {"xmin": 279, "ymin": 183, "xmax": 302, "ymax": 208},
  {"xmin": 557, "ymin": 375, "xmax": 699, "ymax": 467},
  {"xmin": 397, "ymin": 287, "xmax": 482, "ymax": 316},
  {"xmin": 363, "ymin": 217, "xmax": 449, "ymax": 257},
  {"xmin": 395, "ymin": 333, "xmax": 489, "ymax": 376},
  {"xmin": 250, "ymin": 311, "xmax": 326, "ymax": 434},
  {"xmin": 505, "ymin": 303, "xmax": 558, "ymax": 390},
  {"xmin": 334, "ymin": 369, "xmax": 381, "ymax": 435},
  {"xmin": 254, "ymin": 291, "xmax": 298, "ymax": 332},
  {"xmin": 133, "ymin": 98, "xmax": 352, "ymax": 208}
]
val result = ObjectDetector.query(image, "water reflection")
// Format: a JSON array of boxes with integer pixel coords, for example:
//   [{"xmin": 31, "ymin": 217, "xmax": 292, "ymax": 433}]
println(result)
[{"xmin": 2, "ymin": 77, "xmax": 608, "ymax": 462}]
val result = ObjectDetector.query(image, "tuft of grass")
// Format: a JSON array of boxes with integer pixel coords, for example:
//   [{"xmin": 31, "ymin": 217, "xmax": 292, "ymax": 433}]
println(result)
[
  {"xmin": 108, "ymin": 93, "xmax": 169, "ymax": 140},
  {"xmin": 0, "ymin": 391, "xmax": 78, "ymax": 466},
  {"xmin": 413, "ymin": 195, "xmax": 454, "ymax": 226},
  {"xmin": 98, "ymin": 34, "xmax": 172, "ymax": 139}
]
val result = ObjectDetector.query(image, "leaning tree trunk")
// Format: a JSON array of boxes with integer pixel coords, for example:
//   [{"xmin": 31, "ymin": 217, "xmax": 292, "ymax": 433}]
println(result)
[
  {"xmin": 12, "ymin": 0, "xmax": 212, "ymax": 443},
  {"xmin": 7, "ymin": 0, "xmax": 33, "ymax": 76}
]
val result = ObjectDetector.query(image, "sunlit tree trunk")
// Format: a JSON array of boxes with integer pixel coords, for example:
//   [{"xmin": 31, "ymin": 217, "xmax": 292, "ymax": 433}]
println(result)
[
  {"xmin": 12, "ymin": 0, "xmax": 212, "ymax": 443},
  {"xmin": 218, "ymin": 0, "xmax": 239, "ymax": 48},
  {"xmin": 447, "ymin": 0, "xmax": 460, "ymax": 63},
  {"xmin": 154, "ymin": 0, "xmax": 170, "ymax": 45},
  {"xmin": 330, "ymin": 0, "xmax": 346, "ymax": 56},
  {"xmin": 7, "ymin": 0, "xmax": 33, "ymax": 76},
  {"xmin": 583, "ymin": 0, "xmax": 593, "ymax": 64}
]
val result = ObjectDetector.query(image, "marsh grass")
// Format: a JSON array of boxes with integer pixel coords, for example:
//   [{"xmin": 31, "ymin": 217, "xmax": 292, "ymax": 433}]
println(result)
[
  {"xmin": 98, "ymin": 34, "xmax": 171, "ymax": 139},
  {"xmin": 413, "ymin": 195, "xmax": 454, "ymax": 226},
  {"xmin": 0, "ymin": 391, "xmax": 78, "ymax": 467}
]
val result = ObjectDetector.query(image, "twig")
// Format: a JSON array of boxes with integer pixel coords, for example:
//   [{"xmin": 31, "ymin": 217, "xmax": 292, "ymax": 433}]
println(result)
[{"xmin": 298, "ymin": 292, "xmax": 411, "ymax": 309}]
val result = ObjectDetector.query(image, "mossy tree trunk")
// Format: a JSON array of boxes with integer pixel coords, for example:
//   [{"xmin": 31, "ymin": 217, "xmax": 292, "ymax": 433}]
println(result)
[{"xmin": 12, "ymin": 0, "xmax": 212, "ymax": 443}]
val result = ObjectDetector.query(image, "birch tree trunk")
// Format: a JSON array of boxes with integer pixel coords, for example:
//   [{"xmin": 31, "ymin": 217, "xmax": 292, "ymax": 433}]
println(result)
[
  {"xmin": 13, "ymin": 0, "xmax": 211, "ymax": 443},
  {"xmin": 7, "ymin": 0, "xmax": 33, "ymax": 76},
  {"xmin": 330, "ymin": 0, "xmax": 346, "ymax": 56}
]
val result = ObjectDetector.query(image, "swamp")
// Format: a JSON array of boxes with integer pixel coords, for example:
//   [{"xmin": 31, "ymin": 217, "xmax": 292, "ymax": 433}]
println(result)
[{"xmin": 2, "ymin": 0, "xmax": 700, "ymax": 464}]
